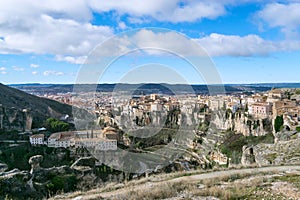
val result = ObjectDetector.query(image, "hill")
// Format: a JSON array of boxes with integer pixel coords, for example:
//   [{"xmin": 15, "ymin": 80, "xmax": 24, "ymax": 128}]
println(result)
[{"xmin": 0, "ymin": 83, "xmax": 72, "ymax": 130}]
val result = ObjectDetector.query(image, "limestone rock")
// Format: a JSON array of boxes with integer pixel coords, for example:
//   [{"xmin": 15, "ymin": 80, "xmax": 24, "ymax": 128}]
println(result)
[{"xmin": 29, "ymin": 155, "xmax": 43, "ymax": 174}]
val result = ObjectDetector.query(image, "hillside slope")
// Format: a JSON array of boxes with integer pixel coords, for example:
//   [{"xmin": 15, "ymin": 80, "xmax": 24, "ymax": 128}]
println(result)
[{"xmin": 0, "ymin": 83, "xmax": 72, "ymax": 130}]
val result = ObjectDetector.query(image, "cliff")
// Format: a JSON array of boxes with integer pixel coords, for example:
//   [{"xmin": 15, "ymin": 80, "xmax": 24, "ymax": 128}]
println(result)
[{"xmin": 211, "ymin": 110, "xmax": 273, "ymax": 136}]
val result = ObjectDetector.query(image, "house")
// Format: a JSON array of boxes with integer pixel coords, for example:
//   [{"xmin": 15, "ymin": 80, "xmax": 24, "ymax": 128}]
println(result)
[
  {"xmin": 249, "ymin": 102, "xmax": 272, "ymax": 116},
  {"xmin": 29, "ymin": 134, "xmax": 45, "ymax": 145},
  {"xmin": 226, "ymin": 102, "xmax": 240, "ymax": 113}
]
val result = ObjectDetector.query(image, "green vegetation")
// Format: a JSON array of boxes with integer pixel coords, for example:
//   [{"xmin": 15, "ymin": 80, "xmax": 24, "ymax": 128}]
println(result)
[
  {"xmin": 274, "ymin": 115, "xmax": 284, "ymax": 133},
  {"xmin": 0, "ymin": 143, "xmax": 74, "ymax": 170},
  {"xmin": 220, "ymin": 132, "xmax": 274, "ymax": 164},
  {"xmin": 296, "ymin": 126, "xmax": 300, "ymax": 133},
  {"xmin": 46, "ymin": 174, "xmax": 77, "ymax": 196},
  {"xmin": 0, "ymin": 130, "xmax": 28, "ymax": 141},
  {"xmin": 45, "ymin": 118, "xmax": 71, "ymax": 133}
]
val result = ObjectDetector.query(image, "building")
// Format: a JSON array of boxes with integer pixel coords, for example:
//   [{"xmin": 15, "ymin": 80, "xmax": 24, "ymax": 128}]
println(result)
[
  {"xmin": 273, "ymin": 100, "xmax": 298, "ymax": 118},
  {"xmin": 250, "ymin": 102, "xmax": 272, "ymax": 116},
  {"xmin": 150, "ymin": 102, "xmax": 163, "ymax": 112},
  {"xmin": 150, "ymin": 94, "xmax": 158, "ymax": 101},
  {"xmin": 103, "ymin": 126, "xmax": 120, "ymax": 142},
  {"xmin": 75, "ymin": 138, "xmax": 117, "ymax": 151},
  {"xmin": 29, "ymin": 134, "xmax": 45, "ymax": 145},
  {"xmin": 47, "ymin": 132, "xmax": 75, "ymax": 148},
  {"xmin": 226, "ymin": 102, "xmax": 240, "ymax": 113}
]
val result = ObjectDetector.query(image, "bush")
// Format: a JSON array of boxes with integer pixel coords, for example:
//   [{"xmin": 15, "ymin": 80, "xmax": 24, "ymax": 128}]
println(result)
[
  {"xmin": 274, "ymin": 115, "xmax": 284, "ymax": 133},
  {"xmin": 296, "ymin": 127, "xmax": 300, "ymax": 133}
]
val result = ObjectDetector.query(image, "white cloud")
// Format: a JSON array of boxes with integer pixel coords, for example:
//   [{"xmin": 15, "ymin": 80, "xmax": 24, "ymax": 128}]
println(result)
[
  {"xmin": 118, "ymin": 22, "xmax": 127, "ymax": 30},
  {"xmin": 30, "ymin": 64, "xmax": 39, "ymax": 68},
  {"xmin": 43, "ymin": 70, "xmax": 64, "ymax": 76},
  {"xmin": 257, "ymin": 3, "xmax": 300, "ymax": 38},
  {"xmin": 89, "ymin": 0, "xmax": 227, "ymax": 23},
  {"xmin": 0, "ymin": 1, "xmax": 113, "ymax": 57},
  {"xmin": 32, "ymin": 71, "xmax": 38, "ymax": 75},
  {"xmin": 100, "ymin": 29, "xmax": 300, "ymax": 57},
  {"xmin": 55, "ymin": 55, "xmax": 87, "ymax": 64},
  {"xmin": 0, "ymin": 67, "xmax": 7, "ymax": 75},
  {"xmin": 12, "ymin": 66, "xmax": 25, "ymax": 71},
  {"xmin": 196, "ymin": 33, "xmax": 280, "ymax": 56}
]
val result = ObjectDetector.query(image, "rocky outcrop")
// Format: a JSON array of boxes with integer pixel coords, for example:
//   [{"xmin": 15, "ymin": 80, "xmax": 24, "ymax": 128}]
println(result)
[
  {"xmin": 0, "ymin": 155, "xmax": 101, "ymax": 199},
  {"xmin": 211, "ymin": 111, "xmax": 272, "ymax": 136},
  {"xmin": 241, "ymin": 146, "xmax": 256, "ymax": 166},
  {"xmin": 241, "ymin": 138, "xmax": 300, "ymax": 167},
  {"xmin": 0, "ymin": 104, "xmax": 33, "ymax": 131},
  {"xmin": 29, "ymin": 155, "xmax": 43, "ymax": 174}
]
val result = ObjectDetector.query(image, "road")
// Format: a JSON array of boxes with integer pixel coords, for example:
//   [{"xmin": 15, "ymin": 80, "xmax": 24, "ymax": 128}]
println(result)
[{"xmin": 57, "ymin": 165, "xmax": 300, "ymax": 200}]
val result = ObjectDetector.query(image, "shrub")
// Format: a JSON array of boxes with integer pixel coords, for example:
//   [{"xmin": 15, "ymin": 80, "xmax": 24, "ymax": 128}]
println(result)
[{"xmin": 274, "ymin": 115, "xmax": 284, "ymax": 133}]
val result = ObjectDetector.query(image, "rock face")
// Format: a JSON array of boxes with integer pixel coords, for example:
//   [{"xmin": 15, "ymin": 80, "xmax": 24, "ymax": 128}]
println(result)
[
  {"xmin": 241, "ymin": 146, "xmax": 256, "ymax": 166},
  {"xmin": 241, "ymin": 138, "xmax": 300, "ymax": 167},
  {"xmin": 0, "ymin": 155, "xmax": 100, "ymax": 199},
  {"xmin": 211, "ymin": 111, "xmax": 272, "ymax": 136},
  {"xmin": 0, "ymin": 104, "xmax": 33, "ymax": 131}
]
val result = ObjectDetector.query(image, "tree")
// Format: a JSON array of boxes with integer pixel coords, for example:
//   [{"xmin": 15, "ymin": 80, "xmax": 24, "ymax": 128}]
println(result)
[
  {"xmin": 45, "ymin": 118, "xmax": 70, "ymax": 133},
  {"xmin": 274, "ymin": 115, "xmax": 284, "ymax": 133}
]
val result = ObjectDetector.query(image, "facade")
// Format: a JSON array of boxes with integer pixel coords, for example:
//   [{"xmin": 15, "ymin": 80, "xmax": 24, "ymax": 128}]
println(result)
[
  {"xmin": 250, "ymin": 103, "xmax": 272, "ymax": 116},
  {"xmin": 29, "ymin": 134, "xmax": 45, "ymax": 145},
  {"xmin": 47, "ymin": 132, "xmax": 75, "ymax": 148},
  {"xmin": 75, "ymin": 138, "xmax": 117, "ymax": 151}
]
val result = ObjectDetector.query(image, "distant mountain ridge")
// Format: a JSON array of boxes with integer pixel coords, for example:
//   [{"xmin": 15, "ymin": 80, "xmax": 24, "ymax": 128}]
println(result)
[{"xmin": 9, "ymin": 82, "xmax": 298, "ymax": 95}]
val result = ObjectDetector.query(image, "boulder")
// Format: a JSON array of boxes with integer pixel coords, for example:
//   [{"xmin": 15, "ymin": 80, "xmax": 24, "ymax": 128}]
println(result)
[{"xmin": 29, "ymin": 155, "xmax": 43, "ymax": 174}]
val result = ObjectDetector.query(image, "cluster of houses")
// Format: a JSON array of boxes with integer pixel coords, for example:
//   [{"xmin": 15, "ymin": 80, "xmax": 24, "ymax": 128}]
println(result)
[{"xmin": 29, "ymin": 126, "xmax": 120, "ymax": 151}]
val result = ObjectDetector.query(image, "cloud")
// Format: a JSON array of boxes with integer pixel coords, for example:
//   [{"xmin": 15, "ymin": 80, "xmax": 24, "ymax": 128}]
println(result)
[
  {"xmin": 32, "ymin": 71, "xmax": 38, "ymax": 75},
  {"xmin": 99, "ymin": 29, "xmax": 300, "ymax": 57},
  {"xmin": 55, "ymin": 55, "xmax": 87, "ymax": 64},
  {"xmin": 196, "ymin": 33, "xmax": 280, "ymax": 56},
  {"xmin": 118, "ymin": 22, "xmax": 127, "ymax": 30},
  {"xmin": 30, "ymin": 64, "xmax": 39, "ymax": 68},
  {"xmin": 89, "ymin": 0, "xmax": 227, "ymax": 23},
  {"xmin": 257, "ymin": 3, "xmax": 300, "ymax": 38},
  {"xmin": 0, "ymin": 1, "xmax": 113, "ymax": 57},
  {"xmin": 43, "ymin": 70, "xmax": 64, "ymax": 76},
  {"xmin": 12, "ymin": 66, "xmax": 25, "ymax": 71},
  {"xmin": 0, "ymin": 67, "xmax": 7, "ymax": 74}
]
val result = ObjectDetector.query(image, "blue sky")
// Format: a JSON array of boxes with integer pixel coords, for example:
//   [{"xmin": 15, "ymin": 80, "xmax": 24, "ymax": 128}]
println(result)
[{"xmin": 0, "ymin": 0, "xmax": 300, "ymax": 84}]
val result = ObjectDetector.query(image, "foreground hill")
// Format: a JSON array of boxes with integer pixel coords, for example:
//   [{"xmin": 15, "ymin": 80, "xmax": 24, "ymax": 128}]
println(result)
[
  {"xmin": 53, "ymin": 165, "xmax": 300, "ymax": 200},
  {"xmin": 0, "ymin": 83, "xmax": 72, "ymax": 130}
]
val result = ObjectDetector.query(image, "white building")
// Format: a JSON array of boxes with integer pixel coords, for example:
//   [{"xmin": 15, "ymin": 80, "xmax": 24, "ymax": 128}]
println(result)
[
  {"xmin": 75, "ymin": 138, "xmax": 117, "ymax": 151},
  {"xmin": 29, "ymin": 134, "xmax": 45, "ymax": 145},
  {"xmin": 47, "ymin": 132, "xmax": 75, "ymax": 148}
]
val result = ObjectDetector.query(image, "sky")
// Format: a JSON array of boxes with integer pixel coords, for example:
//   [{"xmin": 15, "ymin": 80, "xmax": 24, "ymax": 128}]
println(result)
[{"xmin": 0, "ymin": 0, "xmax": 300, "ymax": 84}]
